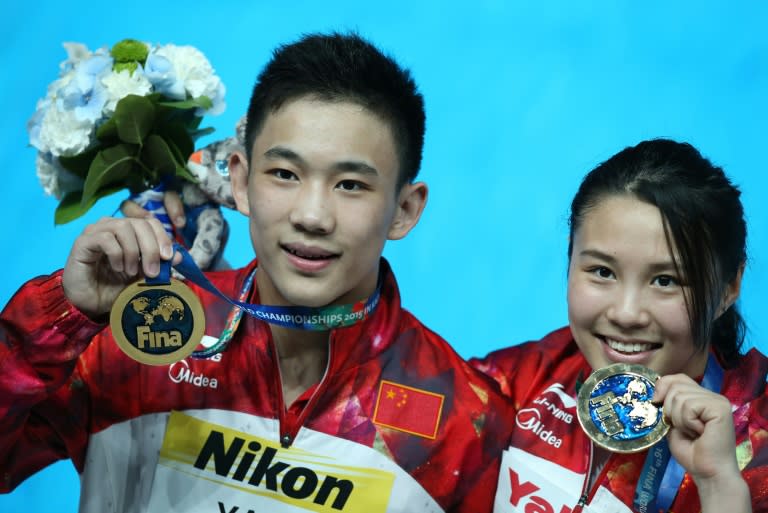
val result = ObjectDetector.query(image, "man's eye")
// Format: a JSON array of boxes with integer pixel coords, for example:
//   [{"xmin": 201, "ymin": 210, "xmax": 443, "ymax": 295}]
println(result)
[
  {"xmin": 589, "ymin": 266, "xmax": 614, "ymax": 279},
  {"xmin": 337, "ymin": 180, "xmax": 365, "ymax": 191},
  {"xmin": 271, "ymin": 169, "xmax": 297, "ymax": 180}
]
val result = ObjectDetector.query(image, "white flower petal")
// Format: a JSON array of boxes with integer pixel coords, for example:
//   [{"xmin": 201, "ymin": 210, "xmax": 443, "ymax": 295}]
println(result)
[
  {"xmin": 36, "ymin": 152, "xmax": 84, "ymax": 199},
  {"xmin": 38, "ymin": 106, "xmax": 94, "ymax": 156},
  {"xmin": 101, "ymin": 69, "xmax": 153, "ymax": 114}
]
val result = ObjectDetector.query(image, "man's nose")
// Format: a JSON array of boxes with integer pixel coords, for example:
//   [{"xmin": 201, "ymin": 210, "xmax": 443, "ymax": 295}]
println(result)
[{"xmin": 288, "ymin": 182, "xmax": 335, "ymax": 234}]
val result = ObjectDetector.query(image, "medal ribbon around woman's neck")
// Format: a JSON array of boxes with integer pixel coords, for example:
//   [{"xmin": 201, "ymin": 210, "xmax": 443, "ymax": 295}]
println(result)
[{"xmin": 632, "ymin": 353, "xmax": 724, "ymax": 512}]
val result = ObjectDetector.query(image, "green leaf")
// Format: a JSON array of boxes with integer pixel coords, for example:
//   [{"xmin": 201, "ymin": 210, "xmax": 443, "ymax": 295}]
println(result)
[
  {"xmin": 54, "ymin": 185, "xmax": 123, "ymax": 225},
  {"xmin": 157, "ymin": 95, "xmax": 213, "ymax": 111},
  {"xmin": 96, "ymin": 116, "xmax": 118, "ymax": 141},
  {"xmin": 81, "ymin": 144, "xmax": 137, "ymax": 207},
  {"xmin": 189, "ymin": 126, "xmax": 215, "ymax": 141},
  {"xmin": 175, "ymin": 161, "xmax": 198, "ymax": 183},
  {"xmin": 114, "ymin": 95, "xmax": 156, "ymax": 144},
  {"xmin": 58, "ymin": 147, "xmax": 100, "ymax": 178},
  {"xmin": 164, "ymin": 137, "xmax": 187, "ymax": 169},
  {"xmin": 184, "ymin": 115, "xmax": 204, "ymax": 130},
  {"xmin": 159, "ymin": 122, "xmax": 194, "ymax": 161},
  {"xmin": 142, "ymin": 135, "xmax": 178, "ymax": 177},
  {"xmin": 155, "ymin": 104, "xmax": 201, "ymax": 131}
]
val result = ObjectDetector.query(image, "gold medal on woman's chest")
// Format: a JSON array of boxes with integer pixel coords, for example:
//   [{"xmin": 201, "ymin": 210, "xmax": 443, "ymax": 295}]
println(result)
[{"xmin": 577, "ymin": 363, "xmax": 669, "ymax": 453}]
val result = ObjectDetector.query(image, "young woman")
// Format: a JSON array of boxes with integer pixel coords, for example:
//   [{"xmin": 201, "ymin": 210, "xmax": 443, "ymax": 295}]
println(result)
[{"xmin": 473, "ymin": 139, "xmax": 767, "ymax": 513}]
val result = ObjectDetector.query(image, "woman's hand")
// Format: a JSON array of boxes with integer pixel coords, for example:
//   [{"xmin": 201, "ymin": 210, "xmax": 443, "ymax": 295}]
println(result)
[{"xmin": 654, "ymin": 373, "xmax": 751, "ymax": 512}]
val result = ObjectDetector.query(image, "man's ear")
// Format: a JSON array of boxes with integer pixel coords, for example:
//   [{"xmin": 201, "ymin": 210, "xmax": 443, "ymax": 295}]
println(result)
[
  {"xmin": 718, "ymin": 263, "xmax": 745, "ymax": 317},
  {"xmin": 229, "ymin": 150, "xmax": 250, "ymax": 217},
  {"xmin": 388, "ymin": 182, "xmax": 428, "ymax": 240}
]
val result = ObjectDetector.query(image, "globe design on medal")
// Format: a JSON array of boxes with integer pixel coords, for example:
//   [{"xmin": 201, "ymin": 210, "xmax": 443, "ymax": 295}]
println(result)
[
  {"xmin": 577, "ymin": 363, "xmax": 668, "ymax": 453},
  {"xmin": 130, "ymin": 295, "xmax": 186, "ymax": 324},
  {"xmin": 111, "ymin": 279, "xmax": 206, "ymax": 366},
  {"xmin": 120, "ymin": 288, "xmax": 196, "ymax": 356},
  {"xmin": 588, "ymin": 374, "xmax": 660, "ymax": 440}
]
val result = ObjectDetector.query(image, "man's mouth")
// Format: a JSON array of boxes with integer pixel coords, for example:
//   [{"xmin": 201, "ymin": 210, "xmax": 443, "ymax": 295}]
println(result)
[{"xmin": 282, "ymin": 244, "xmax": 338, "ymax": 260}]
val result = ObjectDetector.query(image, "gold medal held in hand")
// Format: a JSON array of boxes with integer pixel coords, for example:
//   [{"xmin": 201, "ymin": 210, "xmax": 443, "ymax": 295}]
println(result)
[
  {"xmin": 109, "ymin": 279, "xmax": 205, "ymax": 365},
  {"xmin": 576, "ymin": 363, "xmax": 669, "ymax": 453}
]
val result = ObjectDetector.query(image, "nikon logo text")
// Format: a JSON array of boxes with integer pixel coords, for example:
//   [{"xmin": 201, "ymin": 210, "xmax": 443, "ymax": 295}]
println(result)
[
  {"xmin": 136, "ymin": 326, "xmax": 182, "ymax": 349},
  {"xmin": 194, "ymin": 430, "xmax": 353, "ymax": 510}
]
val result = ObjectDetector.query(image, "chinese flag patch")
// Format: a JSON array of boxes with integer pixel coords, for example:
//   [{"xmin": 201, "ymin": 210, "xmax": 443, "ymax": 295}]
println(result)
[{"xmin": 373, "ymin": 380, "xmax": 445, "ymax": 439}]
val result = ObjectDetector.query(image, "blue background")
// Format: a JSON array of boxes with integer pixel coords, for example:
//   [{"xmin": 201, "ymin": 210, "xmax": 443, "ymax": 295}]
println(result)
[{"xmin": 2, "ymin": 1, "xmax": 766, "ymax": 510}]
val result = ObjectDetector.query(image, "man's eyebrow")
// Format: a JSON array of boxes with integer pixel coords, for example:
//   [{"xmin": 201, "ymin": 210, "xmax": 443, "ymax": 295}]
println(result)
[
  {"xmin": 334, "ymin": 160, "xmax": 379, "ymax": 176},
  {"xmin": 264, "ymin": 146, "xmax": 304, "ymax": 164},
  {"xmin": 263, "ymin": 146, "xmax": 379, "ymax": 176}
]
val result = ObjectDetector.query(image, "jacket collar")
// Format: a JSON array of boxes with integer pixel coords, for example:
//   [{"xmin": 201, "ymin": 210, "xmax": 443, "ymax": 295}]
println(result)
[{"xmin": 231, "ymin": 257, "xmax": 403, "ymax": 373}]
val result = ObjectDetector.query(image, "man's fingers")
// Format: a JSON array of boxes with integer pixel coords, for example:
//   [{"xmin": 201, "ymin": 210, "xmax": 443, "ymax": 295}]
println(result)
[
  {"xmin": 121, "ymin": 192, "xmax": 185, "ymax": 230},
  {"xmin": 138, "ymin": 217, "xmax": 177, "ymax": 276},
  {"xmin": 79, "ymin": 217, "xmax": 174, "ymax": 278},
  {"xmin": 119, "ymin": 199, "xmax": 151, "ymax": 219},
  {"xmin": 163, "ymin": 190, "xmax": 186, "ymax": 228}
]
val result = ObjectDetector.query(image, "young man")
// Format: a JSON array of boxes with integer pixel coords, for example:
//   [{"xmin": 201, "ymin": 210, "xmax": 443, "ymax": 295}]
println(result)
[{"xmin": 0, "ymin": 33, "xmax": 510, "ymax": 512}]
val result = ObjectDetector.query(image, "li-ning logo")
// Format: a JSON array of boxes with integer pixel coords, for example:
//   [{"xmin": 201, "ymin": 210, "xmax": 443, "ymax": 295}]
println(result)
[
  {"xmin": 168, "ymin": 359, "xmax": 219, "ymax": 388},
  {"xmin": 531, "ymin": 383, "xmax": 576, "ymax": 425},
  {"xmin": 200, "ymin": 335, "xmax": 223, "ymax": 362},
  {"xmin": 542, "ymin": 383, "xmax": 577, "ymax": 409}
]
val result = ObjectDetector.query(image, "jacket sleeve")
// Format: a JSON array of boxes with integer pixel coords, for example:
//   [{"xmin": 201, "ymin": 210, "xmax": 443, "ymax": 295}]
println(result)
[
  {"xmin": 467, "ymin": 346, "xmax": 527, "ymax": 402},
  {"xmin": 0, "ymin": 271, "xmax": 104, "ymax": 492},
  {"xmin": 449, "ymin": 456, "xmax": 502, "ymax": 513}
]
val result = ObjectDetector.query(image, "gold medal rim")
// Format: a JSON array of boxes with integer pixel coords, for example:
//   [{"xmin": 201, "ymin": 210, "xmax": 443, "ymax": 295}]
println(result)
[
  {"xmin": 109, "ymin": 279, "xmax": 206, "ymax": 366},
  {"xmin": 577, "ymin": 363, "xmax": 669, "ymax": 453}
]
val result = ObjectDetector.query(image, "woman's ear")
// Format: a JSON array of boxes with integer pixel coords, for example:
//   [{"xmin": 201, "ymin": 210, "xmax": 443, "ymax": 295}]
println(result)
[{"xmin": 718, "ymin": 263, "xmax": 745, "ymax": 316}]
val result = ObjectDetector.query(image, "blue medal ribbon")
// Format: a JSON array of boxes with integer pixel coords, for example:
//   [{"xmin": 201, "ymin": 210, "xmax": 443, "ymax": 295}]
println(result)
[
  {"xmin": 632, "ymin": 353, "xmax": 724, "ymax": 512},
  {"xmin": 158, "ymin": 243, "xmax": 381, "ymax": 332}
]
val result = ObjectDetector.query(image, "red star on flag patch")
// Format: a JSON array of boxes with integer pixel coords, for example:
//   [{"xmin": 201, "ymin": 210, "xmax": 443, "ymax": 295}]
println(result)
[{"xmin": 373, "ymin": 380, "xmax": 445, "ymax": 439}]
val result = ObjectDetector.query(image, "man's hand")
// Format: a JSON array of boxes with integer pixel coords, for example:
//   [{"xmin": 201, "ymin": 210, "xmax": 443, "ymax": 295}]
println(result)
[
  {"xmin": 121, "ymin": 189, "xmax": 231, "ymax": 271},
  {"xmin": 62, "ymin": 217, "xmax": 180, "ymax": 319},
  {"xmin": 120, "ymin": 189, "xmax": 186, "ymax": 230}
]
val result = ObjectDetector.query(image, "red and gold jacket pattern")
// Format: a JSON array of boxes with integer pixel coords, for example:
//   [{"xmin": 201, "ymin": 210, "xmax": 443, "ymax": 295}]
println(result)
[
  {"xmin": 0, "ymin": 260, "xmax": 511, "ymax": 513},
  {"xmin": 472, "ymin": 327, "xmax": 768, "ymax": 513}
]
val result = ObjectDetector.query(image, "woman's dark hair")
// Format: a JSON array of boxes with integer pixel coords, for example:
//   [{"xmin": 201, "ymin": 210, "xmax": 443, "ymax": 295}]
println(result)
[{"xmin": 568, "ymin": 139, "xmax": 747, "ymax": 368}]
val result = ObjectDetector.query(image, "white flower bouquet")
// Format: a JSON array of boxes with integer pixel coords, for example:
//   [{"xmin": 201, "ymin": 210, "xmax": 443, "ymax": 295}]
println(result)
[{"xmin": 28, "ymin": 39, "xmax": 225, "ymax": 225}]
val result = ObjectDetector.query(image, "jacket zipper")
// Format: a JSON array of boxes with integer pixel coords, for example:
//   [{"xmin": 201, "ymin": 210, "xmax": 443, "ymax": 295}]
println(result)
[
  {"xmin": 572, "ymin": 441, "xmax": 593, "ymax": 513},
  {"xmin": 274, "ymin": 334, "xmax": 333, "ymax": 448},
  {"xmin": 574, "ymin": 441, "xmax": 614, "ymax": 512}
]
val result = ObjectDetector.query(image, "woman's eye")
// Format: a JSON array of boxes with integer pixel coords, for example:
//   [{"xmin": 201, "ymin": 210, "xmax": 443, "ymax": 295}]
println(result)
[{"xmin": 653, "ymin": 275, "xmax": 678, "ymax": 287}]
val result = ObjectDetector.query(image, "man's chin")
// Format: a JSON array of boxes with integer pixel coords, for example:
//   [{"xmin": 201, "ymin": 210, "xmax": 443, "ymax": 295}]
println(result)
[{"xmin": 279, "ymin": 285, "xmax": 340, "ymax": 309}]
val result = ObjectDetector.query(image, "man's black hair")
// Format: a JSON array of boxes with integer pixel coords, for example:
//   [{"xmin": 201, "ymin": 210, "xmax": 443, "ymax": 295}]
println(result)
[{"xmin": 244, "ymin": 32, "xmax": 425, "ymax": 188}]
